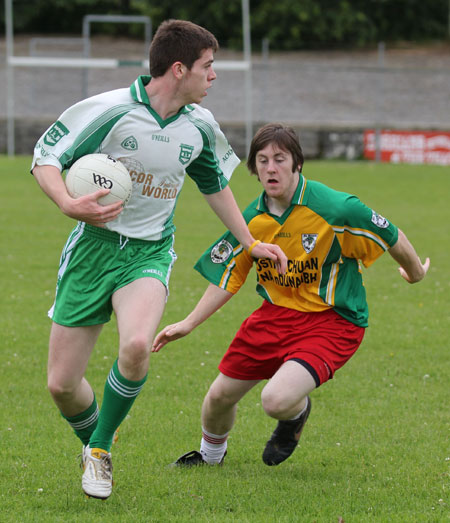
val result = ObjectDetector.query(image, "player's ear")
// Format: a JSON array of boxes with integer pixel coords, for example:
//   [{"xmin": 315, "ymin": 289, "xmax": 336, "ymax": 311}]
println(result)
[{"xmin": 172, "ymin": 61, "xmax": 187, "ymax": 79}]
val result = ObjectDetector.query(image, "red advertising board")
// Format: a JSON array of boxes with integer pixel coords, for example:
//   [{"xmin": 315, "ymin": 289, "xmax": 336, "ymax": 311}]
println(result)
[{"xmin": 364, "ymin": 130, "xmax": 450, "ymax": 165}]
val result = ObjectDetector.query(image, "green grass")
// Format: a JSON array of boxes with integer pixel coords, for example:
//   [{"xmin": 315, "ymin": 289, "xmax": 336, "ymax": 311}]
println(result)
[{"xmin": 0, "ymin": 156, "xmax": 448, "ymax": 522}]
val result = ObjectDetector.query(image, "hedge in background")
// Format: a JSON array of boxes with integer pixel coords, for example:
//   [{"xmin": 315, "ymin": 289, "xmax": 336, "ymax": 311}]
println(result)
[{"xmin": 1, "ymin": 0, "xmax": 449, "ymax": 50}]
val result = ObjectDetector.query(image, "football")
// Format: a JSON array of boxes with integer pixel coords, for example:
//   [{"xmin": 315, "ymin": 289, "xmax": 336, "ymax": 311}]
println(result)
[{"xmin": 65, "ymin": 153, "xmax": 132, "ymax": 206}]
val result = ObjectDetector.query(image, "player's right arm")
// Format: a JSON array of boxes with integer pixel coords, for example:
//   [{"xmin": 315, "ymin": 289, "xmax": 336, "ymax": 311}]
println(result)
[
  {"xmin": 32, "ymin": 164, "xmax": 123, "ymax": 225},
  {"xmin": 152, "ymin": 284, "xmax": 233, "ymax": 352}
]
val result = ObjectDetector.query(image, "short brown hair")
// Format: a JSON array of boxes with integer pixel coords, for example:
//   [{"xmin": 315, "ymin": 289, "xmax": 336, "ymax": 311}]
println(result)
[
  {"xmin": 247, "ymin": 123, "xmax": 304, "ymax": 175},
  {"xmin": 149, "ymin": 19, "xmax": 219, "ymax": 78}
]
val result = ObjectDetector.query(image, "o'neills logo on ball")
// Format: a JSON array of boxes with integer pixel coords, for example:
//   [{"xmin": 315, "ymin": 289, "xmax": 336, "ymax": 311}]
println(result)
[
  {"xmin": 211, "ymin": 240, "xmax": 233, "ymax": 263},
  {"xmin": 92, "ymin": 173, "xmax": 113, "ymax": 189}
]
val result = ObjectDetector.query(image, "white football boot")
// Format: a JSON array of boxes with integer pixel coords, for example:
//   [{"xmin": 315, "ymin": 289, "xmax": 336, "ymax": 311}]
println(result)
[{"xmin": 82, "ymin": 445, "xmax": 113, "ymax": 499}]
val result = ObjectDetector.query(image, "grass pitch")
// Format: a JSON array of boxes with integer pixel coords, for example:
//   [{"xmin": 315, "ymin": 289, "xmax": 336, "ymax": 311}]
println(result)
[{"xmin": 0, "ymin": 156, "xmax": 448, "ymax": 522}]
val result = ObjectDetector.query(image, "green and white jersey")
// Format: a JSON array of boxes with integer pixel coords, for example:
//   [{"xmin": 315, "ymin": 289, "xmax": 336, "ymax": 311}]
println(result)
[{"xmin": 32, "ymin": 75, "xmax": 240, "ymax": 241}]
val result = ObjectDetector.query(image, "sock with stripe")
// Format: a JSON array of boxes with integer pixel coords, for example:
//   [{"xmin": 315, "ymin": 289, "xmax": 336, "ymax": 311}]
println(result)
[
  {"xmin": 200, "ymin": 428, "xmax": 228, "ymax": 464},
  {"xmin": 62, "ymin": 395, "xmax": 99, "ymax": 446},
  {"xmin": 89, "ymin": 359, "xmax": 147, "ymax": 452}
]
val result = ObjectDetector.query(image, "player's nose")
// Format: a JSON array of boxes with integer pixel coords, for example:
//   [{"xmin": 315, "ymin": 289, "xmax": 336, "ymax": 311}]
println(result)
[
  {"xmin": 208, "ymin": 67, "xmax": 217, "ymax": 81},
  {"xmin": 267, "ymin": 160, "xmax": 277, "ymax": 172}
]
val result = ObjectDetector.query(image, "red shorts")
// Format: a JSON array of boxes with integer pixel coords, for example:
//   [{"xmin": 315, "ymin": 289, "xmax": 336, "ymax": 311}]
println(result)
[{"xmin": 218, "ymin": 301, "xmax": 365, "ymax": 386}]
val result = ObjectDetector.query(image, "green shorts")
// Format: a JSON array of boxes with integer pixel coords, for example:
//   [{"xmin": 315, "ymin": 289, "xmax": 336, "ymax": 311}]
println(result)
[{"xmin": 49, "ymin": 223, "xmax": 177, "ymax": 327}]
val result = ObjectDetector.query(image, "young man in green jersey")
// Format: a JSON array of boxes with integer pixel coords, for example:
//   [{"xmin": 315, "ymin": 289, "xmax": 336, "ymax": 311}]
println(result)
[
  {"xmin": 31, "ymin": 21, "xmax": 286, "ymax": 499},
  {"xmin": 153, "ymin": 123, "xmax": 430, "ymax": 467}
]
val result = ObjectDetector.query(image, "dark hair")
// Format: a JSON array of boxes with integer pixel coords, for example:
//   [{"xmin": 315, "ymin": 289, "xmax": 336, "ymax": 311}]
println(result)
[
  {"xmin": 247, "ymin": 123, "xmax": 304, "ymax": 175},
  {"xmin": 149, "ymin": 19, "xmax": 219, "ymax": 78}
]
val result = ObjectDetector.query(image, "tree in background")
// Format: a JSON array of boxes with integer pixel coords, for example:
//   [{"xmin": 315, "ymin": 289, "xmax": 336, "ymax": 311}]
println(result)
[{"xmin": 1, "ymin": 0, "xmax": 449, "ymax": 49}]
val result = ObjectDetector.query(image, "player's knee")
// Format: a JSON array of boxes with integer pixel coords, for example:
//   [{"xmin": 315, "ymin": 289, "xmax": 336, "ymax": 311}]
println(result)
[
  {"xmin": 206, "ymin": 384, "xmax": 235, "ymax": 410},
  {"xmin": 47, "ymin": 376, "xmax": 77, "ymax": 402},
  {"xmin": 120, "ymin": 334, "xmax": 150, "ymax": 364},
  {"xmin": 261, "ymin": 388, "xmax": 287, "ymax": 418}
]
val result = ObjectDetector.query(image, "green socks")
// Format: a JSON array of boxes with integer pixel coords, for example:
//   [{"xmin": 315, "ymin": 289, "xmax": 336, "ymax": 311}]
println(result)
[
  {"xmin": 63, "ymin": 396, "xmax": 99, "ymax": 446},
  {"xmin": 89, "ymin": 359, "xmax": 147, "ymax": 452}
]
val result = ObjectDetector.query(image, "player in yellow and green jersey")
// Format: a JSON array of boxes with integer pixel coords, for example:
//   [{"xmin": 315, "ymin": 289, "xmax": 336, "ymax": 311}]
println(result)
[{"xmin": 153, "ymin": 123, "xmax": 430, "ymax": 468}]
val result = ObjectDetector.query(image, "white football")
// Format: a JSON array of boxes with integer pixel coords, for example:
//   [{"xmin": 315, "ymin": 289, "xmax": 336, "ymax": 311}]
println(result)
[{"xmin": 65, "ymin": 153, "xmax": 132, "ymax": 206}]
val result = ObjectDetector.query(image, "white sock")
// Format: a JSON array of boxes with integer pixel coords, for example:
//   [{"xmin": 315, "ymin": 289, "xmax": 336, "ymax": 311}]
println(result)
[
  {"xmin": 200, "ymin": 427, "xmax": 228, "ymax": 464},
  {"xmin": 288, "ymin": 397, "xmax": 309, "ymax": 421}
]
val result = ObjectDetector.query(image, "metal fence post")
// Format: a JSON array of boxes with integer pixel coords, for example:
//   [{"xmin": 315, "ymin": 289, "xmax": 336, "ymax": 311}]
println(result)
[
  {"xmin": 82, "ymin": 14, "xmax": 152, "ymax": 100},
  {"xmin": 375, "ymin": 41, "xmax": 385, "ymax": 163},
  {"xmin": 242, "ymin": 0, "xmax": 253, "ymax": 156},
  {"xmin": 5, "ymin": 0, "xmax": 15, "ymax": 156}
]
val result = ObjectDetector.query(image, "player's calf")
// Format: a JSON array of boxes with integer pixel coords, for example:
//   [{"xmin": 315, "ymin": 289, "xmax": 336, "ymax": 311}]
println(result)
[{"xmin": 262, "ymin": 396, "xmax": 311, "ymax": 466}]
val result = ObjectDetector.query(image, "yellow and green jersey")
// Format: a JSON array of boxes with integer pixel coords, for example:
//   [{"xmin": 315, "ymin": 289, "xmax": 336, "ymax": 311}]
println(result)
[{"xmin": 195, "ymin": 174, "xmax": 398, "ymax": 327}]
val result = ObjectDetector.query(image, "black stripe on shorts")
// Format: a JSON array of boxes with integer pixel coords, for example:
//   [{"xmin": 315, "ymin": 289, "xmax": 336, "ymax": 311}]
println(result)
[{"xmin": 289, "ymin": 358, "xmax": 321, "ymax": 388}]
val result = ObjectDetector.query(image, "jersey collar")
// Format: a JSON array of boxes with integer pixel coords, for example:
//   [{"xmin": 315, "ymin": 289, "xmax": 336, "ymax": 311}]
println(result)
[
  {"xmin": 256, "ymin": 173, "xmax": 308, "ymax": 213},
  {"xmin": 130, "ymin": 75, "xmax": 194, "ymax": 128}
]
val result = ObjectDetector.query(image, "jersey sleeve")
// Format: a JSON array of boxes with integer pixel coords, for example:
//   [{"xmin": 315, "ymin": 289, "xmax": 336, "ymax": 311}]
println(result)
[
  {"xmin": 185, "ymin": 108, "xmax": 240, "ymax": 194},
  {"xmin": 31, "ymin": 89, "xmax": 136, "ymax": 173},
  {"xmin": 194, "ymin": 231, "xmax": 254, "ymax": 293},
  {"xmin": 335, "ymin": 194, "xmax": 399, "ymax": 268}
]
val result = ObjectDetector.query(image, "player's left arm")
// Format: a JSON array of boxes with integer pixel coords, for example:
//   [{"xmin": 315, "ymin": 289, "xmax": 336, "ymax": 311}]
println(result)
[
  {"xmin": 152, "ymin": 283, "xmax": 233, "ymax": 352},
  {"xmin": 204, "ymin": 186, "xmax": 287, "ymax": 274},
  {"xmin": 388, "ymin": 228, "xmax": 430, "ymax": 283}
]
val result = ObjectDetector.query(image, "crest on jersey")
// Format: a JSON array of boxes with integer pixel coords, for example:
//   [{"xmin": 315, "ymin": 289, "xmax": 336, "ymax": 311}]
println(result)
[
  {"xmin": 121, "ymin": 136, "xmax": 138, "ymax": 151},
  {"xmin": 371, "ymin": 210, "xmax": 389, "ymax": 228},
  {"xmin": 43, "ymin": 120, "xmax": 69, "ymax": 146},
  {"xmin": 211, "ymin": 240, "xmax": 233, "ymax": 264},
  {"xmin": 179, "ymin": 143, "xmax": 194, "ymax": 165},
  {"xmin": 302, "ymin": 234, "xmax": 318, "ymax": 253}
]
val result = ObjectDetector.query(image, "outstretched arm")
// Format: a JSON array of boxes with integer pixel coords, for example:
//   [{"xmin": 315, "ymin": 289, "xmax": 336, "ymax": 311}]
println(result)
[
  {"xmin": 204, "ymin": 186, "xmax": 287, "ymax": 274},
  {"xmin": 152, "ymin": 284, "xmax": 233, "ymax": 352},
  {"xmin": 388, "ymin": 229, "xmax": 430, "ymax": 283}
]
